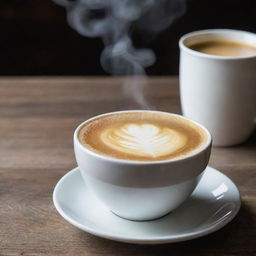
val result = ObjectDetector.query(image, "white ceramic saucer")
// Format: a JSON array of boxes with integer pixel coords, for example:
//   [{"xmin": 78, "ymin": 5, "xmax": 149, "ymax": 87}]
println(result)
[{"xmin": 53, "ymin": 166, "xmax": 241, "ymax": 244}]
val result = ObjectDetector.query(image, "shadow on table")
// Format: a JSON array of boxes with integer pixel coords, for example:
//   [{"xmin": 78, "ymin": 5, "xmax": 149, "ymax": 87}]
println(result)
[
  {"xmin": 78, "ymin": 201, "xmax": 255, "ymax": 255},
  {"xmin": 229, "ymin": 129, "xmax": 256, "ymax": 147},
  {"xmin": 243, "ymin": 129, "xmax": 256, "ymax": 146}
]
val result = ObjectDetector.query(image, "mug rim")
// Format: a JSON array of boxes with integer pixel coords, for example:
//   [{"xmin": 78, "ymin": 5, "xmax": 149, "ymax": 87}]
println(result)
[
  {"xmin": 74, "ymin": 110, "xmax": 212, "ymax": 165},
  {"xmin": 179, "ymin": 29, "xmax": 256, "ymax": 60}
]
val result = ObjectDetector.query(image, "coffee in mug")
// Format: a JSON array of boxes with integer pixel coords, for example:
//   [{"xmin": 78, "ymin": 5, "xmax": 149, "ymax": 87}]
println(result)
[
  {"xmin": 78, "ymin": 111, "xmax": 208, "ymax": 161},
  {"xmin": 74, "ymin": 110, "xmax": 212, "ymax": 221},
  {"xmin": 189, "ymin": 40, "xmax": 256, "ymax": 57}
]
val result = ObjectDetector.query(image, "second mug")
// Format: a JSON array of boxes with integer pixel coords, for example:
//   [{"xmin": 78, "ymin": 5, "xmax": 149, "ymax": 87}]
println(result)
[{"xmin": 179, "ymin": 29, "xmax": 256, "ymax": 146}]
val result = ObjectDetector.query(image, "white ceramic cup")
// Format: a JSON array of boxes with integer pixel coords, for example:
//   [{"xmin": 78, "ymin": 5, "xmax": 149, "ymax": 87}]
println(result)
[
  {"xmin": 74, "ymin": 110, "xmax": 212, "ymax": 221},
  {"xmin": 179, "ymin": 29, "xmax": 256, "ymax": 146}
]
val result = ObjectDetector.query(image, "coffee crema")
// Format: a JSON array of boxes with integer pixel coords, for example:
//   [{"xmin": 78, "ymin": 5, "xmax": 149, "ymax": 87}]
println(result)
[
  {"xmin": 78, "ymin": 112, "xmax": 208, "ymax": 162},
  {"xmin": 189, "ymin": 40, "xmax": 256, "ymax": 57}
]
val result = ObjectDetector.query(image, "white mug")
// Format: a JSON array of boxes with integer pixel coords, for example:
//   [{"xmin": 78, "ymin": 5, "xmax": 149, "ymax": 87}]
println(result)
[
  {"xmin": 74, "ymin": 110, "xmax": 212, "ymax": 221},
  {"xmin": 179, "ymin": 29, "xmax": 256, "ymax": 146}
]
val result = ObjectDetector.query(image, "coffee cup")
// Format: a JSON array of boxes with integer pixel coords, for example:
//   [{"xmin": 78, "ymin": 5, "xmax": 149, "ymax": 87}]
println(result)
[
  {"xmin": 74, "ymin": 110, "xmax": 211, "ymax": 221},
  {"xmin": 179, "ymin": 29, "xmax": 256, "ymax": 146}
]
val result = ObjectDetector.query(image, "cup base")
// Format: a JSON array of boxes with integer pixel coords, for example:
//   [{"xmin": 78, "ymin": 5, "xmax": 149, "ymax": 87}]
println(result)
[{"xmin": 110, "ymin": 210, "xmax": 172, "ymax": 222}]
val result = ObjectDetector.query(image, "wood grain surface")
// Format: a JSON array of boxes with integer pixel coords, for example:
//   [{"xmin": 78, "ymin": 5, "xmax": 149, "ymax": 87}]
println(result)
[{"xmin": 0, "ymin": 77, "xmax": 255, "ymax": 256}]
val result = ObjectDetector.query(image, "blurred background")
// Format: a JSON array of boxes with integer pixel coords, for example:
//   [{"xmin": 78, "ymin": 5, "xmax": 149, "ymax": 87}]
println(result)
[{"xmin": 0, "ymin": 0, "xmax": 256, "ymax": 76}]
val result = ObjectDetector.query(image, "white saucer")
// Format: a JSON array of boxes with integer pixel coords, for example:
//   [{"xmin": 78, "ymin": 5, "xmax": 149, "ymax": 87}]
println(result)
[{"xmin": 53, "ymin": 166, "xmax": 241, "ymax": 244}]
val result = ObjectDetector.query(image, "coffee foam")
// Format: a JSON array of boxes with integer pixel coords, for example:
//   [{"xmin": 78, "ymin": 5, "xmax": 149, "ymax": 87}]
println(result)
[
  {"xmin": 79, "ymin": 112, "xmax": 208, "ymax": 161},
  {"xmin": 101, "ymin": 123, "xmax": 187, "ymax": 158}
]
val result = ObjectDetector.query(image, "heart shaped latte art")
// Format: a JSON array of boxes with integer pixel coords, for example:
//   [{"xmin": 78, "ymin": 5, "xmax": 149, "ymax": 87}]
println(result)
[{"xmin": 100, "ymin": 123, "xmax": 187, "ymax": 158}]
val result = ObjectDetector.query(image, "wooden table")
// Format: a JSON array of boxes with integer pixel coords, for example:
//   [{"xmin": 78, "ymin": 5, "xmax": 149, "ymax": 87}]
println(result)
[{"xmin": 0, "ymin": 77, "xmax": 255, "ymax": 255}]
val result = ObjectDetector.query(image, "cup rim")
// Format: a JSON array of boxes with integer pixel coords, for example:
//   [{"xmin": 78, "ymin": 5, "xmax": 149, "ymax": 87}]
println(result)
[
  {"xmin": 179, "ymin": 29, "xmax": 256, "ymax": 60},
  {"xmin": 74, "ymin": 110, "xmax": 212, "ymax": 165}
]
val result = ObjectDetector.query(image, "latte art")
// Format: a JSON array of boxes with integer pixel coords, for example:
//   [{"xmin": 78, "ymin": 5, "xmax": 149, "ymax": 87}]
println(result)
[
  {"xmin": 79, "ymin": 111, "xmax": 208, "ymax": 161},
  {"xmin": 101, "ymin": 124, "xmax": 187, "ymax": 158}
]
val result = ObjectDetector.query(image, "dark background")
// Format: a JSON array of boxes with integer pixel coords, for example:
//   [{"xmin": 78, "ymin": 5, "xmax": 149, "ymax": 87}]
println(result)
[{"xmin": 0, "ymin": 0, "xmax": 256, "ymax": 76}]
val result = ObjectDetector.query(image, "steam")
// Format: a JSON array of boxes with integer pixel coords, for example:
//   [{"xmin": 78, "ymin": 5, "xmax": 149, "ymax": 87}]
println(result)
[{"xmin": 53, "ymin": 0, "xmax": 186, "ymax": 108}]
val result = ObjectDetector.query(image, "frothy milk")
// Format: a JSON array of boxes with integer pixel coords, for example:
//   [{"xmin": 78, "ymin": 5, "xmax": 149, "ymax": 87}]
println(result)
[{"xmin": 78, "ymin": 112, "xmax": 208, "ymax": 161}]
